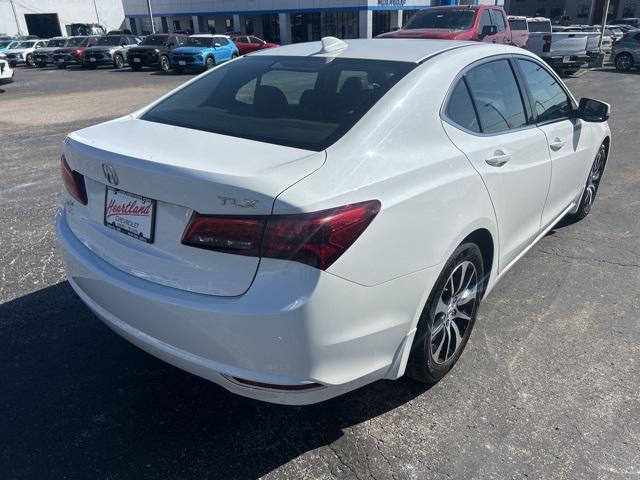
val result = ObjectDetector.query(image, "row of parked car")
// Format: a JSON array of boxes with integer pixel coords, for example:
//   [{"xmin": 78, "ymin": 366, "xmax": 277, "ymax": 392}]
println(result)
[{"xmin": 0, "ymin": 32, "xmax": 279, "ymax": 73}]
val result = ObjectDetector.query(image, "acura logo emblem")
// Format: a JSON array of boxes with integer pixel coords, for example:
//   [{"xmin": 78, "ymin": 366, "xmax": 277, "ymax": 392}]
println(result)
[{"xmin": 102, "ymin": 163, "xmax": 119, "ymax": 186}]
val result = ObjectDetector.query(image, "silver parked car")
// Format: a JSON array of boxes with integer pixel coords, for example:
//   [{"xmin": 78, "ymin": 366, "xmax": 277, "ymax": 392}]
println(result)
[{"xmin": 612, "ymin": 30, "xmax": 640, "ymax": 71}]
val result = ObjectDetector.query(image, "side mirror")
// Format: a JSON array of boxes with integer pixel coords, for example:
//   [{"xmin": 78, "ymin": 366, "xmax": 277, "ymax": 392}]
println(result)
[
  {"xmin": 480, "ymin": 25, "xmax": 498, "ymax": 38},
  {"xmin": 577, "ymin": 97, "xmax": 610, "ymax": 122},
  {"xmin": 214, "ymin": 43, "xmax": 221, "ymax": 48}
]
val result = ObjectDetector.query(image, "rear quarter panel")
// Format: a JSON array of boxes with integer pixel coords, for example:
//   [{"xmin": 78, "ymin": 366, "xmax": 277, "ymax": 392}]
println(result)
[{"xmin": 274, "ymin": 49, "xmax": 500, "ymax": 287}]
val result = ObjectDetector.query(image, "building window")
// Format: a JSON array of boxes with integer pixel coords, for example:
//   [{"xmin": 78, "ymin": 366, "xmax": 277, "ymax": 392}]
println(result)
[
  {"xmin": 577, "ymin": 5, "xmax": 590, "ymax": 18},
  {"xmin": 173, "ymin": 20, "xmax": 180, "ymax": 30},
  {"xmin": 207, "ymin": 19, "xmax": 216, "ymax": 33},
  {"xmin": 321, "ymin": 12, "xmax": 359, "ymax": 39}
]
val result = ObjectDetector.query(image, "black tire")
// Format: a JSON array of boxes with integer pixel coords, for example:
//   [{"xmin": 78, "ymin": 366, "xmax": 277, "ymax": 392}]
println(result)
[
  {"xmin": 25, "ymin": 53, "xmax": 34, "ymax": 66},
  {"xmin": 113, "ymin": 53, "xmax": 124, "ymax": 69},
  {"xmin": 406, "ymin": 242, "xmax": 484, "ymax": 384},
  {"xmin": 563, "ymin": 68, "xmax": 580, "ymax": 76},
  {"xmin": 570, "ymin": 143, "xmax": 608, "ymax": 220},
  {"xmin": 173, "ymin": 66, "xmax": 184, "ymax": 74},
  {"xmin": 614, "ymin": 52, "xmax": 633, "ymax": 72},
  {"xmin": 159, "ymin": 54, "xmax": 170, "ymax": 72},
  {"xmin": 232, "ymin": 52, "xmax": 239, "ymax": 59},
  {"xmin": 130, "ymin": 63, "xmax": 142, "ymax": 71},
  {"xmin": 205, "ymin": 55, "xmax": 215, "ymax": 70}
]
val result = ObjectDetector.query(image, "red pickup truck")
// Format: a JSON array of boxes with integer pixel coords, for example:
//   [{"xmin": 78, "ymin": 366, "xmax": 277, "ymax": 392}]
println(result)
[{"xmin": 377, "ymin": 5, "xmax": 513, "ymax": 45}]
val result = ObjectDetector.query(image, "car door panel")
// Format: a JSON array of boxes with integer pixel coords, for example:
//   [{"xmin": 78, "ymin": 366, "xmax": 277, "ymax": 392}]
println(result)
[
  {"xmin": 515, "ymin": 58, "xmax": 594, "ymax": 226},
  {"xmin": 442, "ymin": 59, "xmax": 552, "ymax": 271}
]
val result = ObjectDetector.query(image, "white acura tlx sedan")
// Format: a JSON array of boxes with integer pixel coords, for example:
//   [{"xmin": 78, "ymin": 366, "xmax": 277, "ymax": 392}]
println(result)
[{"xmin": 56, "ymin": 38, "xmax": 611, "ymax": 404}]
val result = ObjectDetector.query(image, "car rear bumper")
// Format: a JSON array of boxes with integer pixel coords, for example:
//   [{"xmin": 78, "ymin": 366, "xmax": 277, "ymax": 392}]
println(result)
[
  {"xmin": 56, "ymin": 208, "xmax": 437, "ymax": 404},
  {"xmin": 546, "ymin": 54, "xmax": 590, "ymax": 69}
]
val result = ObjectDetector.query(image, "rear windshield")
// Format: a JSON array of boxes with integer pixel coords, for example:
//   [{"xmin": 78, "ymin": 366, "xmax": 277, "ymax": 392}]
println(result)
[
  {"xmin": 142, "ymin": 56, "xmax": 415, "ymax": 151},
  {"xmin": 141, "ymin": 35, "xmax": 168, "ymax": 46},
  {"xmin": 95, "ymin": 36, "xmax": 120, "ymax": 46},
  {"xmin": 47, "ymin": 38, "xmax": 66, "ymax": 47},
  {"xmin": 182, "ymin": 37, "xmax": 212, "ymax": 47},
  {"xmin": 404, "ymin": 9, "xmax": 476, "ymax": 30},
  {"xmin": 66, "ymin": 37, "xmax": 88, "ymax": 47},
  {"xmin": 508, "ymin": 19, "xmax": 527, "ymax": 31},
  {"xmin": 528, "ymin": 21, "xmax": 551, "ymax": 33}
]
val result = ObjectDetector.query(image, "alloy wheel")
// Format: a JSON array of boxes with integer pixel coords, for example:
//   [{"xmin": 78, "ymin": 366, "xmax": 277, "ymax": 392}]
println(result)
[
  {"xmin": 431, "ymin": 260, "xmax": 478, "ymax": 365},
  {"xmin": 616, "ymin": 54, "xmax": 632, "ymax": 71},
  {"xmin": 160, "ymin": 55, "xmax": 170, "ymax": 71},
  {"xmin": 582, "ymin": 146, "xmax": 606, "ymax": 214}
]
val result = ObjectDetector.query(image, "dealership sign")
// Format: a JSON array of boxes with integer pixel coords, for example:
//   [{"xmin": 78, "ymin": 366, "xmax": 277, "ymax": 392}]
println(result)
[{"xmin": 378, "ymin": 0, "xmax": 407, "ymax": 5}]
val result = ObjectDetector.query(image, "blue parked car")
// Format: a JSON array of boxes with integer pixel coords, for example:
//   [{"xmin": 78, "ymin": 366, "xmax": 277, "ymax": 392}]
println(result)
[{"xmin": 171, "ymin": 34, "xmax": 239, "ymax": 73}]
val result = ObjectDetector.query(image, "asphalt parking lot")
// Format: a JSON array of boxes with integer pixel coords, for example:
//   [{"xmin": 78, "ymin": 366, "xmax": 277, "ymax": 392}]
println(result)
[{"xmin": 1, "ymin": 64, "xmax": 639, "ymax": 480}]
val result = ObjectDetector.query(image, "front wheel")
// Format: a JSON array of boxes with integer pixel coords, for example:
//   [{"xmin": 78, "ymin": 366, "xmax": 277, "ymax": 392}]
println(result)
[
  {"xmin": 205, "ymin": 56, "xmax": 215, "ymax": 70},
  {"xmin": 25, "ymin": 53, "xmax": 34, "ymax": 66},
  {"xmin": 615, "ymin": 53, "xmax": 633, "ymax": 71},
  {"xmin": 571, "ymin": 143, "xmax": 607, "ymax": 220},
  {"xmin": 159, "ymin": 54, "xmax": 170, "ymax": 72},
  {"xmin": 406, "ymin": 243, "xmax": 484, "ymax": 384},
  {"xmin": 113, "ymin": 53, "xmax": 124, "ymax": 69}
]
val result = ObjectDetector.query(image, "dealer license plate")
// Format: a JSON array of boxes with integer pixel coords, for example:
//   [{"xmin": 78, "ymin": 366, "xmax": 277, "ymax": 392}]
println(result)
[
  {"xmin": 58, "ymin": 58, "xmax": 64, "ymax": 63},
  {"xmin": 89, "ymin": 57, "xmax": 96, "ymax": 62},
  {"xmin": 563, "ymin": 56, "xmax": 571, "ymax": 63},
  {"xmin": 178, "ymin": 60, "xmax": 185, "ymax": 65},
  {"xmin": 104, "ymin": 187, "xmax": 156, "ymax": 243},
  {"xmin": 133, "ymin": 57, "xmax": 140, "ymax": 62}
]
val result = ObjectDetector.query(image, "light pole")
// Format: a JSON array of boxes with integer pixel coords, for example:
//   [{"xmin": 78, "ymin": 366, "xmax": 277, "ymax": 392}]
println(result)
[
  {"xmin": 599, "ymin": 0, "xmax": 611, "ymax": 49},
  {"xmin": 9, "ymin": 0, "xmax": 22, "ymax": 35},
  {"xmin": 92, "ymin": 0, "xmax": 101, "ymax": 25},
  {"xmin": 146, "ymin": 0, "xmax": 156, "ymax": 33}
]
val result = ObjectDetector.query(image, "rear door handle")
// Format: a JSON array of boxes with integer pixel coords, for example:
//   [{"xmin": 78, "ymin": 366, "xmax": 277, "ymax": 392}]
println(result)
[
  {"xmin": 550, "ymin": 137, "xmax": 565, "ymax": 151},
  {"xmin": 485, "ymin": 150, "xmax": 511, "ymax": 167}
]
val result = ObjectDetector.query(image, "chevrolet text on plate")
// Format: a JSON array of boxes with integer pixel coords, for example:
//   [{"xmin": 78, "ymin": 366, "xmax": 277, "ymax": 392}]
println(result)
[{"xmin": 56, "ymin": 37, "xmax": 611, "ymax": 405}]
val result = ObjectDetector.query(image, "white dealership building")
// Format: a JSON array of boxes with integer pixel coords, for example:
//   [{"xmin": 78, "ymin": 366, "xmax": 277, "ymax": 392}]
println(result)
[{"xmin": 121, "ymin": 0, "xmax": 503, "ymax": 43}]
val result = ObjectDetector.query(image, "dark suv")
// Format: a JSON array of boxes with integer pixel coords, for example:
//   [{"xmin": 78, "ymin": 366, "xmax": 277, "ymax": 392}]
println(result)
[
  {"xmin": 82, "ymin": 34, "xmax": 140, "ymax": 69},
  {"xmin": 126, "ymin": 33, "xmax": 187, "ymax": 71}
]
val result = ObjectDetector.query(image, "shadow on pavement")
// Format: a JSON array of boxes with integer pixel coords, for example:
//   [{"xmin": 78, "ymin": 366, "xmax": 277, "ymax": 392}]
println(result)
[{"xmin": 1, "ymin": 282, "xmax": 429, "ymax": 479}]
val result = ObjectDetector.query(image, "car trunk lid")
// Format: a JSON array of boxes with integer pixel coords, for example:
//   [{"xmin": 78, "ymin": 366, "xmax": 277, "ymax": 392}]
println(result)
[{"xmin": 63, "ymin": 116, "xmax": 325, "ymax": 296}]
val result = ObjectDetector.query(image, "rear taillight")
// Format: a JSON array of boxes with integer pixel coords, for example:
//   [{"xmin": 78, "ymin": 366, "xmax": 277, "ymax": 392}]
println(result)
[
  {"xmin": 61, "ymin": 154, "xmax": 87, "ymax": 205},
  {"xmin": 543, "ymin": 34, "xmax": 552, "ymax": 53},
  {"xmin": 73, "ymin": 49, "xmax": 82, "ymax": 59},
  {"xmin": 181, "ymin": 200, "xmax": 381, "ymax": 270}
]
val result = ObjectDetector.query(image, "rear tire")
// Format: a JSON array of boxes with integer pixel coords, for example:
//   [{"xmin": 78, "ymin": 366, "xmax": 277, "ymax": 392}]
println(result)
[
  {"xmin": 406, "ymin": 243, "xmax": 484, "ymax": 384},
  {"xmin": 570, "ymin": 143, "xmax": 607, "ymax": 220},
  {"xmin": 615, "ymin": 52, "xmax": 633, "ymax": 71}
]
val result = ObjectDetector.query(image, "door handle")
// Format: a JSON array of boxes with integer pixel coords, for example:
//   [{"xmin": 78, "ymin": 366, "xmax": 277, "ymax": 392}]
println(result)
[
  {"xmin": 485, "ymin": 150, "xmax": 511, "ymax": 167},
  {"xmin": 549, "ymin": 137, "xmax": 565, "ymax": 151}
]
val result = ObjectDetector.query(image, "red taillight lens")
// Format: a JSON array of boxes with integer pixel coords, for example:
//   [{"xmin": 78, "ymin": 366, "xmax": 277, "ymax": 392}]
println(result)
[
  {"xmin": 181, "ymin": 200, "xmax": 381, "ymax": 270},
  {"xmin": 181, "ymin": 216, "xmax": 266, "ymax": 256},
  {"xmin": 262, "ymin": 201, "xmax": 381, "ymax": 270},
  {"xmin": 61, "ymin": 154, "xmax": 87, "ymax": 205},
  {"xmin": 543, "ymin": 34, "xmax": 552, "ymax": 52}
]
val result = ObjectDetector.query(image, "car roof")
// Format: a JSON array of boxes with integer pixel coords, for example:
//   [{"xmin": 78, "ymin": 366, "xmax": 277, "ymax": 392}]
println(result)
[
  {"xmin": 251, "ymin": 38, "xmax": 484, "ymax": 63},
  {"xmin": 190, "ymin": 34, "xmax": 230, "ymax": 38}
]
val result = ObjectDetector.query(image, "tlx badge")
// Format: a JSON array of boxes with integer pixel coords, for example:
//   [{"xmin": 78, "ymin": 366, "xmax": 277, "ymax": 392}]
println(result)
[{"xmin": 218, "ymin": 196, "xmax": 258, "ymax": 208}]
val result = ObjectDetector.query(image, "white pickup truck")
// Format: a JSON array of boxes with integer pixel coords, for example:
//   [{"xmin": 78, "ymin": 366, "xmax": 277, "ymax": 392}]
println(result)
[{"xmin": 525, "ymin": 17, "xmax": 590, "ymax": 74}]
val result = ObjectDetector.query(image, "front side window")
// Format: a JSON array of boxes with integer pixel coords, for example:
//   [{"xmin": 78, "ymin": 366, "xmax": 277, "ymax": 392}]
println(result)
[
  {"xmin": 508, "ymin": 19, "xmax": 527, "ymax": 30},
  {"xmin": 490, "ymin": 10, "xmax": 506, "ymax": 32},
  {"xmin": 142, "ymin": 56, "xmax": 415, "ymax": 151},
  {"xmin": 141, "ymin": 35, "xmax": 168, "ymax": 46},
  {"xmin": 404, "ymin": 9, "xmax": 476, "ymax": 30},
  {"xmin": 48, "ymin": 39, "xmax": 67, "ymax": 47},
  {"xmin": 95, "ymin": 36, "xmax": 120, "ymax": 47},
  {"xmin": 183, "ymin": 37, "xmax": 212, "ymax": 47},
  {"xmin": 465, "ymin": 60, "xmax": 527, "ymax": 133},
  {"xmin": 517, "ymin": 59, "xmax": 572, "ymax": 123},
  {"xmin": 477, "ymin": 10, "xmax": 492, "ymax": 34},
  {"xmin": 446, "ymin": 80, "xmax": 480, "ymax": 133}
]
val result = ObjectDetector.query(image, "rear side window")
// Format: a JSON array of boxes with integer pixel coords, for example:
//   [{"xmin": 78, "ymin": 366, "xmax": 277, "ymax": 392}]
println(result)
[
  {"xmin": 509, "ymin": 19, "xmax": 527, "ymax": 30},
  {"xmin": 517, "ymin": 59, "xmax": 572, "ymax": 123},
  {"xmin": 464, "ymin": 60, "xmax": 527, "ymax": 133},
  {"xmin": 142, "ymin": 56, "xmax": 415, "ymax": 151},
  {"xmin": 446, "ymin": 80, "xmax": 480, "ymax": 133},
  {"xmin": 490, "ymin": 10, "xmax": 506, "ymax": 32},
  {"xmin": 527, "ymin": 21, "xmax": 551, "ymax": 33}
]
